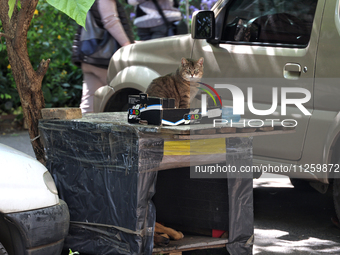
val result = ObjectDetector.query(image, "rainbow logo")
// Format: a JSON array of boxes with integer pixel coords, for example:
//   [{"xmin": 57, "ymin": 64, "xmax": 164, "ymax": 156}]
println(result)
[{"xmin": 197, "ymin": 82, "xmax": 223, "ymax": 107}]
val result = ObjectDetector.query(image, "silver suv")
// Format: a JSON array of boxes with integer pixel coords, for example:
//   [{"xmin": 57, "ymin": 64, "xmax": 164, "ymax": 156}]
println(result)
[{"xmin": 94, "ymin": 0, "xmax": 340, "ymax": 219}]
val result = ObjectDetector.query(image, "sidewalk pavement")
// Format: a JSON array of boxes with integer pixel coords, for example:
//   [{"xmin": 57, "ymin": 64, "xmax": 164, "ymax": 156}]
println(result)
[{"xmin": 0, "ymin": 131, "xmax": 35, "ymax": 158}]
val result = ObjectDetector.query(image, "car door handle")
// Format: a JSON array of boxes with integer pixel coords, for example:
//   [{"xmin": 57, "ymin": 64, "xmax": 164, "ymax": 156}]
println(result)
[{"xmin": 284, "ymin": 63, "xmax": 301, "ymax": 80}]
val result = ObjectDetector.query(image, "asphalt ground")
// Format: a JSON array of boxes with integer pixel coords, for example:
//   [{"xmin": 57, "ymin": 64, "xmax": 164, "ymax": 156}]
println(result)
[{"xmin": 1, "ymin": 131, "xmax": 340, "ymax": 255}]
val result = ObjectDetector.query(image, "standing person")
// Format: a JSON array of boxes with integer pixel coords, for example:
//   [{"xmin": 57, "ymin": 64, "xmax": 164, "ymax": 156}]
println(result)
[
  {"xmin": 73, "ymin": 0, "xmax": 134, "ymax": 114},
  {"xmin": 128, "ymin": 0, "xmax": 182, "ymax": 40}
]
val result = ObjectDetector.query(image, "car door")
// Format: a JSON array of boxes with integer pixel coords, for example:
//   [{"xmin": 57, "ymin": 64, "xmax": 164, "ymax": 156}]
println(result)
[{"xmin": 192, "ymin": 0, "xmax": 323, "ymax": 161}]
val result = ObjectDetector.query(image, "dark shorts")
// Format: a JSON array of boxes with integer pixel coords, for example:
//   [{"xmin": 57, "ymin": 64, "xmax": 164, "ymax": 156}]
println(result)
[{"xmin": 137, "ymin": 23, "xmax": 168, "ymax": 40}]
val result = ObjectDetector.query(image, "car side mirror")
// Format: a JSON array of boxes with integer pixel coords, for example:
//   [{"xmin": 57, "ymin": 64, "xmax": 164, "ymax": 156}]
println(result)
[{"xmin": 191, "ymin": 11, "xmax": 215, "ymax": 40}]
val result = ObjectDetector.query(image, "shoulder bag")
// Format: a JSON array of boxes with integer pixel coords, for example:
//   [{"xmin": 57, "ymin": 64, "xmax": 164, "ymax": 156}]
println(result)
[{"xmin": 79, "ymin": 10, "xmax": 120, "ymax": 68}]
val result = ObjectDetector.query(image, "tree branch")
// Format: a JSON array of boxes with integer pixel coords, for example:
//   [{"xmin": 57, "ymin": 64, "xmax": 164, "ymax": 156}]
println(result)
[
  {"xmin": 0, "ymin": 32, "xmax": 13, "ymax": 40},
  {"xmin": 14, "ymin": 0, "xmax": 39, "ymax": 50},
  {"xmin": 12, "ymin": 0, "xmax": 39, "ymax": 82},
  {"xmin": 36, "ymin": 58, "xmax": 51, "ymax": 84}
]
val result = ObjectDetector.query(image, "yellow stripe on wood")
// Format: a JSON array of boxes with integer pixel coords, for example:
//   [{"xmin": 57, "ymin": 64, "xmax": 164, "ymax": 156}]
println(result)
[{"xmin": 164, "ymin": 138, "xmax": 226, "ymax": 156}]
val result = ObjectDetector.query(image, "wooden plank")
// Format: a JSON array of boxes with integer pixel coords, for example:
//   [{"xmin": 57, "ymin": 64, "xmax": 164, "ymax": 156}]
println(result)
[
  {"xmin": 82, "ymin": 113, "xmax": 296, "ymax": 138},
  {"xmin": 158, "ymin": 224, "xmax": 213, "ymax": 237},
  {"xmin": 102, "ymin": 113, "xmax": 296, "ymax": 137},
  {"xmin": 160, "ymin": 124, "xmax": 221, "ymax": 135},
  {"xmin": 141, "ymin": 154, "xmax": 227, "ymax": 173},
  {"xmin": 194, "ymin": 129, "xmax": 216, "ymax": 135},
  {"xmin": 173, "ymin": 129, "xmax": 295, "ymax": 140},
  {"xmin": 216, "ymin": 127, "xmax": 237, "ymax": 134},
  {"xmin": 236, "ymin": 127, "xmax": 257, "ymax": 133},
  {"xmin": 152, "ymin": 235, "xmax": 228, "ymax": 254},
  {"xmin": 274, "ymin": 126, "xmax": 295, "ymax": 131},
  {"xmin": 41, "ymin": 108, "xmax": 82, "ymax": 120},
  {"xmin": 258, "ymin": 126, "xmax": 274, "ymax": 132},
  {"xmin": 160, "ymin": 124, "xmax": 290, "ymax": 137},
  {"xmin": 158, "ymin": 127, "xmax": 191, "ymax": 135}
]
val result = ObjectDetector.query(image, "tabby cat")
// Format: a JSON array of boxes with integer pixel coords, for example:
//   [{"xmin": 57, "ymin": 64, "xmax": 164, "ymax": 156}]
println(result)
[{"xmin": 145, "ymin": 57, "xmax": 204, "ymax": 108}]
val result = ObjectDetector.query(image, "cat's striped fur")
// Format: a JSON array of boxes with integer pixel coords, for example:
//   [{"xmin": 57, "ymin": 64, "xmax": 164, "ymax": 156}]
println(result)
[{"xmin": 145, "ymin": 57, "xmax": 204, "ymax": 108}]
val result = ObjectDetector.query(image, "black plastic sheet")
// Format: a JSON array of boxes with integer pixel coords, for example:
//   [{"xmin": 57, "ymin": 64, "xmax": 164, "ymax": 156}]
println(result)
[
  {"xmin": 39, "ymin": 113, "xmax": 162, "ymax": 254},
  {"xmin": 39, "ymin": 112, "xmax": 254, "ymax": 255}
]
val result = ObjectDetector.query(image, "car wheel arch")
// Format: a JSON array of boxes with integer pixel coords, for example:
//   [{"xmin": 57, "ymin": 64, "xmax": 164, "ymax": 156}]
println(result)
[
  {"xmin": 108, "ymin": 65, "xmax": 160, "ymax": 91},
  {"xmin": 333, "ymin": 178, "xmax": 340, "ymax": 222},
  {"xmin": 321, "ymin": 111, "xmax": 340, "ymax": 181},
  {"xmin": 103, "ymin": 87, "xmax": 142, "ymax": 112},
  {"xmin": 327, "ymin": 130, "xmax": 340, "ymax": 181},
  {"xmin": 99, "ymin": 66, "xmax": 161, "ymax": 112}
]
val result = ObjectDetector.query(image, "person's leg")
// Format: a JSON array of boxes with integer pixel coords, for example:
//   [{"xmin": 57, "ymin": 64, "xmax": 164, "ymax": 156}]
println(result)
[
  {"xmin": 150, "ymin": 24, "xmax": 168, "ymax": 39},
  {"xmin": 80, "ymin": 63, "xmax": 107, "ymax": 113},
  {"xmin": 137, "ymin": 27, "xmax": 152, "ymax": 40}
]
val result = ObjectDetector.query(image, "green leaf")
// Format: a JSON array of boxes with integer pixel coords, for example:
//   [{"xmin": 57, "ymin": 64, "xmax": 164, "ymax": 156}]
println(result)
[
  {"xmin": 43, "ymin": 87, "xmax": 52, "ymax": 102},
  {"xmin": 62, "ymin": 83, "xmax": 70, "ymax": 87},
  {"xmin": 73, "ymin": 85, "xmax": 83, "ymax": 90},
  {"xmin": 8, "ymin": 0, "xmax": 16, "ymax": 20},
  {"xmin": 46, "ymin": 0, "xmax": 95, "ymax": 27},
  {"xmin": 52, "ymin": 96, "xmax": 59, "ymax": 103}
]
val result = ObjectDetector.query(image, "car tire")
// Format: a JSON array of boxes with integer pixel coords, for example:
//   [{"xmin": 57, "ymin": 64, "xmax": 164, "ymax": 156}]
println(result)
[
  {"xmin": 0, "ymin": 242, "xmax": 8, "ymax": 255},
  {"xmin": 104, "ymin": 88, "xmax": 141, "ymax": 112},
  {"xmin": 333, "ymin": 178, "xmax": 340, "ymax": 221},
  {"xmin": 289, "ymin": 178, "xmax": 312, "ymax": 190}
]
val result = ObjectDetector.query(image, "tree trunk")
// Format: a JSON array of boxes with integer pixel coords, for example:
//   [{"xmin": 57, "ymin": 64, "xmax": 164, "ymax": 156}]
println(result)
[{"xmin": 0, "ymin": 0, "xmax": 49, "ymax": 164}]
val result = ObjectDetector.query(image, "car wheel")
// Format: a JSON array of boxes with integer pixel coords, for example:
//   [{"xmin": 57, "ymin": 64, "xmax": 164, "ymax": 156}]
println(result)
[
  {"xmin": 104, "ymin": 88, "xmax": 141, "ymax": 112},
  {"xmin": 333, "ymin": 178, "xmax": 340, "ymax": 221},
  {"xmin": 0, "ymin": 242, "xmax": 8, "ymax": 255},
  {"xmin": 289, "ymin": 178, "xmax": 312, "ymax": 190}
]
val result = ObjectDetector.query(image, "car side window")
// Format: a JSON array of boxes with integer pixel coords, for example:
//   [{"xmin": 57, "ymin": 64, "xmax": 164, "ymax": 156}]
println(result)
[{"xmin": 221, "ymin": 0, "xmax": 318, "ymax": 47}]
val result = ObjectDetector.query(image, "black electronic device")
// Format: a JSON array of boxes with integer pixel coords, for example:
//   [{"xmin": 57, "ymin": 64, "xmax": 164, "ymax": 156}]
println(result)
[{"xmin": 128, "ymin": 93, "xmax": 222, "ymax": 126}]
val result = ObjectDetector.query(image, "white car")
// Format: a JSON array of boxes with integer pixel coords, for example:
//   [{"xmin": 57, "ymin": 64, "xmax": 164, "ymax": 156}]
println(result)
[{"xmin": 0, "ymin": 143, "xmax": 69, "ymax": 255}]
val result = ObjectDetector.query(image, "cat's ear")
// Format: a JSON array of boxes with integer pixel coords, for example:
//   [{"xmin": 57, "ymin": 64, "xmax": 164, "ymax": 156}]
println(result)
[
  {"xmin": 197, "ymin": 57, "xmax": 204, "ymax": 67},
  {"xmin": 181, "ymin": 57, "xmax": 188, "ymax": 66}
]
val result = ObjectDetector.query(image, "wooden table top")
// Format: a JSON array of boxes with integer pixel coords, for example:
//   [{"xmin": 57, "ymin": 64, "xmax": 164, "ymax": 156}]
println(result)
[{"xmin": 75, "ymin": 112, "xmax": 295, "ymax": 140}]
